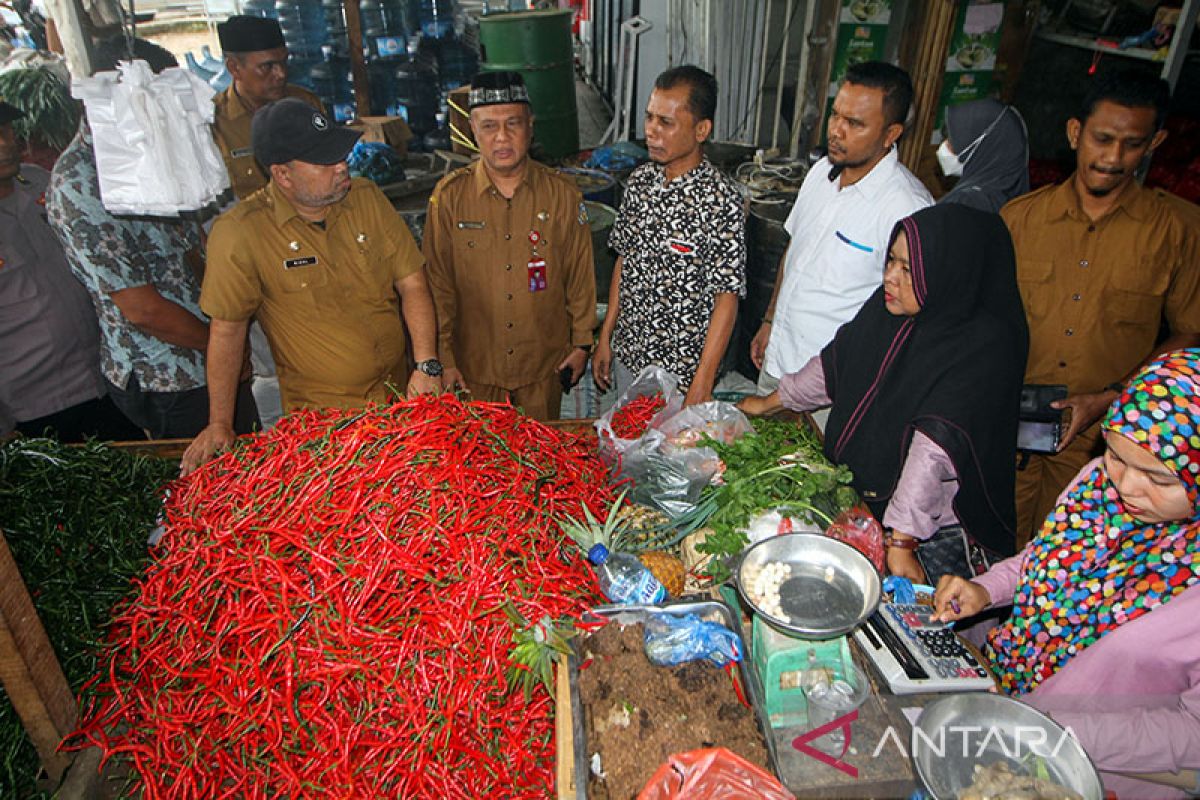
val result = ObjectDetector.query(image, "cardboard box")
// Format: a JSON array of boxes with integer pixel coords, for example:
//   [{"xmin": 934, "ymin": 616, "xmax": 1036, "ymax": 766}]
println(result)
[{"xmin": 348, "ymin": 116, "xmax": 413, "ymax": 158}]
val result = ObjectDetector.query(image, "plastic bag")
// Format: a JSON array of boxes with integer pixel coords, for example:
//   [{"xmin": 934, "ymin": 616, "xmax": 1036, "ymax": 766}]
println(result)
[
  {"xmin": 824, "ymin": 505, "xmax": 885, "ymax": 573},
  {"xmin": 741, "ymin": 508, "xmax": 825, "ymax": 545},
  {"xmin": 73, "ymin": 60, "xmax": 229, "ymax": 215},
  {"xmin": 638, "ymin": 748, "xmax": 795, "ymax": 800},
  {"xmin": 658, "ymin": 401, "xmax": 753, "ymax": 451},
  {"xmin": 643, "ymin": 613, "xmax": 742, "ymax": 667},
  {"xmin": 595, "ymin": 365, "xmax": 683, "ymax": 457}
]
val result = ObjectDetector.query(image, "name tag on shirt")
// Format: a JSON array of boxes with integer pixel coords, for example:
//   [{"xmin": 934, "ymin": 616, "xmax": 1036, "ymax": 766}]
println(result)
[
  {"xmin": 456, "ymin": 220, "xmax": 485, "ymax": 230},
  {"xmin": 285, "ymin": 256, "xmax": 318, "ymax": 269},
  {"xmin": 231, "ymin": 146, "xmax": 255, "ymax": 158}
]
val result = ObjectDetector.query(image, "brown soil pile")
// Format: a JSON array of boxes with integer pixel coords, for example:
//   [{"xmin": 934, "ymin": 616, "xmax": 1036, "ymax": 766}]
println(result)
[{"xmin": 577, "ymin": 621, "xmax": 769, "ymax": 799}]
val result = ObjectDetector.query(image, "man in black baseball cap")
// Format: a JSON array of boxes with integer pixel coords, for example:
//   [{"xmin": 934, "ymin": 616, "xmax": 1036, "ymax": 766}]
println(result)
[
  {"xmin": 213, "ymin": 14, "xmax": 324, "ymax": 200},
  {"xmin": 183, "ymin": 97, "xmax": 443, "ymax": 473}
]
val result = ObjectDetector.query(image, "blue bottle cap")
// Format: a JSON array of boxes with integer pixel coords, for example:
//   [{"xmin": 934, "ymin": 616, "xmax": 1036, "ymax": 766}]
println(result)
[{"xmin": 587, "ymin": 544, "xmax": 609, "ymax": 565}]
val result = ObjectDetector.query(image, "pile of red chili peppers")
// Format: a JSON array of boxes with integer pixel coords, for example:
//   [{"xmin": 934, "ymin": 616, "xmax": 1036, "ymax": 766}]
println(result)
[
  {"xmin": 68, "ymin": 395, "xmax": 613, "ymax": 798},
  {"xmin": 609, "ymin": 392, "xmax": 666, "ymax": 440}
]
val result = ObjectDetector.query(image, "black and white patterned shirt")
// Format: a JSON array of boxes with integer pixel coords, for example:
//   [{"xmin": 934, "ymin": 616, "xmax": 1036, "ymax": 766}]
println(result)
[{"xmin": 609, "ymin": 158, "xmax": 746, "ymax": 387}]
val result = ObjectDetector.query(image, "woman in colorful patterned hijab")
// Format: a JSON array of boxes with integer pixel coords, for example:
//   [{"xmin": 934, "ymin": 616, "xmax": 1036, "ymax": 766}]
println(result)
[{"xmin": 935, "ymin": 349, "xmax": 1200, "ymax": 798}]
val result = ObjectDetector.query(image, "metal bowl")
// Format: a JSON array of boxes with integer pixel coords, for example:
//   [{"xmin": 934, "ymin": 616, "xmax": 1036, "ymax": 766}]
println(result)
[
  {"xmin": 914, "ymin": 694, "xmax": 1104, "ymax": 800},
  {"xmin": 735, "ymin": 533, "xmax": 881, "ymax": 639}
]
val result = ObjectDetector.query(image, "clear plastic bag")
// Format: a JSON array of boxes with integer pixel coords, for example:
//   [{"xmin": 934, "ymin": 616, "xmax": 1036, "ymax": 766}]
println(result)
[
  {"xmin": 638, "ymin": 748, "xmax": 795, "ymax": 800},
  {"xmin": 595, "ymin": 365, "xmax": 683, "ymax": 458},
  {"xmin": 599, "ymin": 387, "xmax": 753, "ymax": 517},
  {"xmin": 658, "ymin": 401, "xmax": 753, "ymax": 451},
  {"xmin": 642, "ymin": 613, "xmax": 742, "ymax": 667}
]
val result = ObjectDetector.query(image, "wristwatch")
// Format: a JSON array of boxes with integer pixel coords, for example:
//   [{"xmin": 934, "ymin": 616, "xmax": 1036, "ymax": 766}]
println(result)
[{"xmin": 415, "ymin": 359, "xmax": 444, "ymax": 378}]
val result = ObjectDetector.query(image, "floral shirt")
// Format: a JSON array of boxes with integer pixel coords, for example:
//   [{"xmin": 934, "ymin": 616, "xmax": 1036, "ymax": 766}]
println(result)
[
  {"xmin": 609, "ymin": 158, "xmax": 745, "ymax": 387},
  {"xmin": 47, "ymin": 126, "xmax": 207, "ymax": 393}
]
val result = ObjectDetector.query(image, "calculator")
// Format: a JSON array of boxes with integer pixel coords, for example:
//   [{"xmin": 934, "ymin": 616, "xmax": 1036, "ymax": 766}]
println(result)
[{"xmin": 853, "ymin": 602, "xmax": 995, "ymax": 695}]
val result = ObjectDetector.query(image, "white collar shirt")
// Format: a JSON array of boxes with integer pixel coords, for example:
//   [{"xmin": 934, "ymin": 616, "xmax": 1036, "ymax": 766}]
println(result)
[{"xmin": 763, "ymin": 147, "xmax": 932, "ymax": 378}]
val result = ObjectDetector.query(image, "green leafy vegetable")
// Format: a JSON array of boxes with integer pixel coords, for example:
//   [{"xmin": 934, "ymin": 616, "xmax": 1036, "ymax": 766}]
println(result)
[
  {"xmin": 678, "ymin": 418, "xmax": 857, "ymax": 582},
  {"xmin": 0, "ymin": 438, "xmax": 174, "ymax": 798}
]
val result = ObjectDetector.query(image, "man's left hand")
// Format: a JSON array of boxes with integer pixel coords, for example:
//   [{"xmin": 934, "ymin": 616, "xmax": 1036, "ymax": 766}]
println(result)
[
  {"xmin": 407, "ymin": 370, "xmax": 442, "ymax": 397},
  {"xmin": 1052, "ymin": 389, "xmax": 1118, "ymax": 451},
  {"xmin": 557, "ymin": 348, "xmax": 589, "ymax": 389}
]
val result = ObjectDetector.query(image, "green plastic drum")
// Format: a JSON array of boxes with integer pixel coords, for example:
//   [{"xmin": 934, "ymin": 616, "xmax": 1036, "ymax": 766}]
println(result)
[{"xmin": 478, "ymin": 9, "xmax": 579, "ymax": 159}]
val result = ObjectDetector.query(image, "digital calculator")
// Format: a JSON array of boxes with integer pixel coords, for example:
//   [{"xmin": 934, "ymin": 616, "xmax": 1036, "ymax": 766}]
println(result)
[{"xmin": 853, "ymin": 602, "xmax": 995, "ymax": 695}]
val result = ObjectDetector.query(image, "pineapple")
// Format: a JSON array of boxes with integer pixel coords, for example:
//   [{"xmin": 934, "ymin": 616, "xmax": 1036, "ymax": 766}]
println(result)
[
  {"xmin": 637, "ymin": 550, "xmax": 686, "ymax": 597},
  {"xmin": 560, "ymin": 492, "xmax": 687, "ymax": 599}
]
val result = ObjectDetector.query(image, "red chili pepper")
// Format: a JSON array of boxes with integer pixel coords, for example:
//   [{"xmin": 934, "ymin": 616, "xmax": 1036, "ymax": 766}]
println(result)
[
  {"xmin": 66, "ymin": 395, "xmax": 612, "ymax": 795},
  {"xmin": 609, "ymin": 391, "xmax": 666, "ymax": 439}
]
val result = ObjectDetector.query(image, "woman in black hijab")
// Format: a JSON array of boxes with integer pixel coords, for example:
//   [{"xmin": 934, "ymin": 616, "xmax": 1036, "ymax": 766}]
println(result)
[
  {"xmin": 740, "ymin": 204, "xmax": 1028, "ymax": 582},
  {"xmin": 936, "ymin": 98, "xmax": 1030, "ymax": 213}
]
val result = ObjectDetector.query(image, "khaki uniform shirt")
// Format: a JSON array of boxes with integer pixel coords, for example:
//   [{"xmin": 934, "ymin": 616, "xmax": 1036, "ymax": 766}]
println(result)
[
  {"xmin": 1002, "ymin": 179, "xmax": 1200, "ymax": 393},
  {"xmin": 423, "ymin": 159, "xmax": 595, "ymax": 388},
  {"xmin": 212, "ymin": 84, "xmax": 324, "ymax": 200},
  {"xmin": 201, "ymin": 178, "xmax": 423, "ymax": 411}
]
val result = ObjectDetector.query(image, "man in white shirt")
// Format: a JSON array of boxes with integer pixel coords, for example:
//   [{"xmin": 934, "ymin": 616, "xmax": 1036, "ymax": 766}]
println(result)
[{"xmin": 752, "ymin": 61, "xmax": 932, "ymax": 394}]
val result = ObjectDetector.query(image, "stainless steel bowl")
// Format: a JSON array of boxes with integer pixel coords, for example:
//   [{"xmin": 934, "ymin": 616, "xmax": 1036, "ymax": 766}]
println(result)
[
  {"xmin": 914, "ymin": 693, "xmax": 1104, "ymax": 800},
  {"xmin": 735, "ymin": 533, "xmax": 881, "ymax": 639}
]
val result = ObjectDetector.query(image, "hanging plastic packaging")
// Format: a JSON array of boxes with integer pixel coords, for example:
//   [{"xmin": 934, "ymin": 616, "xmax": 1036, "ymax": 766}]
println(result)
[{"xmin": 72, "ymin": 60, "xmax": 230, "ymax": 216}]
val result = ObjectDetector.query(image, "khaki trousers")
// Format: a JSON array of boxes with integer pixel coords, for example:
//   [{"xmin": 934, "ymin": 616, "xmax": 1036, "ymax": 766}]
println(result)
[{"xmin": 467, "ymin": 375, "xmax": 563, "ymax": 421}]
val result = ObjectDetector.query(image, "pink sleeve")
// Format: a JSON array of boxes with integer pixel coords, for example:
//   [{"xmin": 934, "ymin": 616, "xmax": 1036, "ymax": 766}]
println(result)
[
  {"xmin": 776, "ymin": 355, "xmax": 830, "ymax": 411},
  {"xmin": 1045, "ymin": 672, "xmax": 1200, "ymax": 774},
  {"xmin": 972, "ymin": 551, "xmax": 1026, "ymax": 608},
  {"xmin": 881, "ymin": 432, "xmax": 958, "ymax": 540}
]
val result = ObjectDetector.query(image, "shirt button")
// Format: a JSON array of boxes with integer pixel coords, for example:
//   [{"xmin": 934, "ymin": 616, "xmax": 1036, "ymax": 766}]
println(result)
[
  {"xmin": 1079, "ymin": 259, "xmax": 1088, "ymax": 268},
  {"xmin": 507, "ymin": 348, "xmax": 514, "ymax": 355},
  {"xmin": 1066, "ymin": 328, "xmax": 1074, "ymax": 336},
  {"xmin": 1072, "ymin": 293, "xmax": 1081, "ymax": 301},
  {"xmin": 505, "ymin": 264, "xmax": 512, "ymax": 271},
  {"xmin": 506, "ymin": 293, "xmax": 512, "ymax": 300},
  {"xmin": 468, "ymin": 241, "xmax": 475, "ymax": 248},
  {"xmin": 1087, "ymin": 224, "xmax": 1096, "ymax": 232},
  {"xmin": 506, "ymin": 321, "xmax": 513, "ymax": 329},
  {"xmin": 1059, "ymin": 361, "xmax": 1067, "ymax": 368},
  {"xmin": 504, "ymin": 233, "xmax": 511, "ymax": 240}
]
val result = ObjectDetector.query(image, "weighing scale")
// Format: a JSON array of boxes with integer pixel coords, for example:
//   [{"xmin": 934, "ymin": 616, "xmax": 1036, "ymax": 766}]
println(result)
[{"xmin": 735, "ymin": 536, "xmax": 993, "ymax": 728}]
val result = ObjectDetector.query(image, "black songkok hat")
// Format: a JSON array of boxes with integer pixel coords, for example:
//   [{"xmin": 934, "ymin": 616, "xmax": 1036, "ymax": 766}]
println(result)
[
  {"xmin": 218, "ymin": 15, "xmax": 286, "ymax": 53},
  {"xmin": 468, "ymin": 71, "xmax": 530, "ymax": 110}
]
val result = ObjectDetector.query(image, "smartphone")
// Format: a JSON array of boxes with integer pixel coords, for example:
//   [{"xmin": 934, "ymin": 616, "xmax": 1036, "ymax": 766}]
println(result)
[
  {"xmin": 560, "ymin": 366, "xmax": 574, "ymax": 394},
  {"xmin": 1017, "ymin": 419, "xmax": 1061, "ymax": 454}
]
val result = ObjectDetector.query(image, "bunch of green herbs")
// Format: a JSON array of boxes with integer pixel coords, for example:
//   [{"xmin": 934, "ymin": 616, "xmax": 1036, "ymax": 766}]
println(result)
[
  {"xmin": 0, "ymin": 438, "xmax": 175, "ymax": 798},
  {"xmin": 683, "ymin": 418, "xmax": 857, "ymax": 582}
]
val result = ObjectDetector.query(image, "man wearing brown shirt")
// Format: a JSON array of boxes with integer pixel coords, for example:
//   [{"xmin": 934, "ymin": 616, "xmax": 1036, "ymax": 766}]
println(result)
[
  {"xmin": 182, "ymin": 99, "xmax": 441, "ymax": 473},
  {"xmin": 1002, "ymin": 70, "xmax": 1200, "ymax": 543},
  {"xmin": 212, "ymin": 15, "xmax": 324, "ymax": 200},
  {"xmin": 423, "ymin": 71, "xmax": 595, "ymax": 420}
]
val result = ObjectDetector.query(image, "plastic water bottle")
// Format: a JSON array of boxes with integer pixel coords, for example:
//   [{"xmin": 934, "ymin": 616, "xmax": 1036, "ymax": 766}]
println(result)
[{"xmin": 588, "ymin": 544, "xmax": 666, "ymax": 605}]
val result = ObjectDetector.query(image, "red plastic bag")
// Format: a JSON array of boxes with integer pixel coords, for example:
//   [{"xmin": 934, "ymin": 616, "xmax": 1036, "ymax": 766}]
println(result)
[
  {"xmin": 824, "ymin": 505, "xmax": 885, "ymax": 573},
  {"xmin": 637, "ymin": 747, "xmax": 795, "ymax": 800}
]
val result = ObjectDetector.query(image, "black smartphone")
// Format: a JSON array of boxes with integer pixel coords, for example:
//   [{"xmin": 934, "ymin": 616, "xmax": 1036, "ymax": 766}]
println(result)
[{"xmin": 559, "ymin": 366, "xmax": 573, "ymax": 394}]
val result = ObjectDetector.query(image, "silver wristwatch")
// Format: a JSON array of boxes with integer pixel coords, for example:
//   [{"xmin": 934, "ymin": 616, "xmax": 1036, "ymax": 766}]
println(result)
[{"xmin": 415, "ymin": 359, "xmax": 444, "ymax": 378}]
